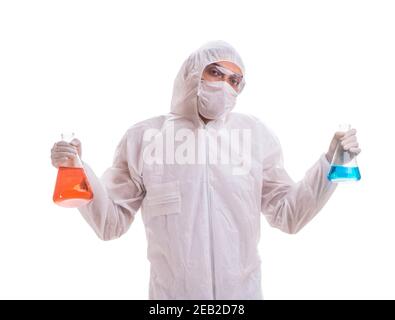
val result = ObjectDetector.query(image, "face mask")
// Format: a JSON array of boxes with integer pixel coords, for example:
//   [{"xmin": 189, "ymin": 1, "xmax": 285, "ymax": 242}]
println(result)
[{"xmin": 197, "ymin": 80, "xmax": 238, "ymax": 120}]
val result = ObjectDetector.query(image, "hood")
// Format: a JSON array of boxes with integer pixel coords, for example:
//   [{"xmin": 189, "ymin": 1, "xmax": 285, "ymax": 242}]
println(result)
[{"xmin": 170, "ymin": 40, "xmax": 245, "ymax": 124}]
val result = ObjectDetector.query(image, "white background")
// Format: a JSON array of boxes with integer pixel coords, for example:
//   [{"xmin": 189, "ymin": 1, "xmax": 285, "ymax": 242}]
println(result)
[{"xmin": 0, "ymin": 0, "xmax": 394, "ymax": 299}]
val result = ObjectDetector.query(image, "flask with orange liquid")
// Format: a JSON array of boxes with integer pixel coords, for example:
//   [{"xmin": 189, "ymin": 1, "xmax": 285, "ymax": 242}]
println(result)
[{"xmin": 53, "ymin": 133, "xmax": 94, "ymax": 208}]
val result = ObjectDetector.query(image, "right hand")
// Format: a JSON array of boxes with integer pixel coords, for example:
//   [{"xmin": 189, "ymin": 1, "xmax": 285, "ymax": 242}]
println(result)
[{"xmin": 51, "ymin": 138, "xmax": 82, "ymax": 168}]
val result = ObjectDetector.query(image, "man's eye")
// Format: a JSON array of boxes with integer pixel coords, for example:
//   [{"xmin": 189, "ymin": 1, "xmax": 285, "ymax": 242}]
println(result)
[
  {"xmin": 231, "ymin": 78, "xmax": 240, "ymax": 85},
  {"xmin": 210, "ymin": 69, "xmax": 220, "ymax": 76}
]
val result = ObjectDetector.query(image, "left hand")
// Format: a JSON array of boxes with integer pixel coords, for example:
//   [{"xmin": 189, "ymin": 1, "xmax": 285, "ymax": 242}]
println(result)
[{"xmin": 326, "ymin": 128, "xmax": 361, "ymax": 163}]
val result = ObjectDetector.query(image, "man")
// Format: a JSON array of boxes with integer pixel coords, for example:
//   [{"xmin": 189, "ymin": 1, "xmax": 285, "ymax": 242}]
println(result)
[{"xmin": 51, "ymin": 41, "xmax": 361, "ymax": 299}]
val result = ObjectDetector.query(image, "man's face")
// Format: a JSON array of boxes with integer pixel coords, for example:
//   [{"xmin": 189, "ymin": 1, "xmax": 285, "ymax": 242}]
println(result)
[{"xmin": 201, "ymin": 61, "xmax": 243, "ymax": 93}]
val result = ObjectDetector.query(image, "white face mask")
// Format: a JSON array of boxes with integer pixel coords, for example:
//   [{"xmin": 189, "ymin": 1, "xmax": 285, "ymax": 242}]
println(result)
[{"xmin": 197, "ymin": 80, "xmax": 238, "ymax": 120}]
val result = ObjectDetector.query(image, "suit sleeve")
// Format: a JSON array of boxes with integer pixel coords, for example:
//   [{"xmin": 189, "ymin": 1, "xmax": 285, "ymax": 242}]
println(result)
[
  {"xmin": 261, "ymin": 133, "xmax": 337, "ymax": 234},
  {"xmin": 78, "ymin": 131, "xmax": 145, "ymax": 240}
]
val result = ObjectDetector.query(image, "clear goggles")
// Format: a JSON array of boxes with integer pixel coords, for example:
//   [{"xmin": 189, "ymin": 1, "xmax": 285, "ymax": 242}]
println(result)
[{"xmin": 201, "ymin": 63, "xmax": 245, "ymax": 92}]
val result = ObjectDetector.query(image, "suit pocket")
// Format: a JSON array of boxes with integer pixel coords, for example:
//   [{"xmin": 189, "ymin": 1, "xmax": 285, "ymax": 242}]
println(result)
[{"xmin": 144, "ymin": 181, "xmax": 181, "ymax": 216}]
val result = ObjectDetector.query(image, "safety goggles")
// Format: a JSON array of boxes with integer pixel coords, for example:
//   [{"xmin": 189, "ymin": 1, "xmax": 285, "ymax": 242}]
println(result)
[{"xmin": 202, "ymin": 63, "xmax": 245, "ymax": 92}]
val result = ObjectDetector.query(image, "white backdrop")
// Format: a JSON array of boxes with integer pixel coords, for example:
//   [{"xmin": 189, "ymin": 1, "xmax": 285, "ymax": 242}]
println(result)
[{"xmin": 0, "ymin": 0, "xmax": 394, "ymax": 299}]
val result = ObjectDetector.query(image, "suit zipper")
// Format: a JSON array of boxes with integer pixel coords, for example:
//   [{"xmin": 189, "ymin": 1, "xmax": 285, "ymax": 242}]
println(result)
[{"xmin": 205, "ymin": 126, "xmax": 216, "ymax": 299}]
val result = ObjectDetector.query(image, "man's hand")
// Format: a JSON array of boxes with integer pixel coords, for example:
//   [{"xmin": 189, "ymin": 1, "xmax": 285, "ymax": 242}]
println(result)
[
  {"xmin": 326, "ymin": 128, "xmax": 361, "ymax": 163},
  {"xmin": 51, "ymin": 138, "xmax": 82, "ymax": 168}
]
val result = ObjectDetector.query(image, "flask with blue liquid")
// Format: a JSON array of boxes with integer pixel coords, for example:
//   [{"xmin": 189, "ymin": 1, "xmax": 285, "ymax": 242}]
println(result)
[{"xmin": 327, "ymin": 124, "xmax": 361, "ymax": 182}]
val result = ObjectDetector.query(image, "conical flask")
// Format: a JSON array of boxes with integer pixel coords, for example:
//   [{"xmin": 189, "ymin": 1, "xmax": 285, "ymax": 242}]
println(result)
[
  {"xmin": 327, "ymin": 124, "xmax": 361, "ymax": 182},
  {"xmin": 53, "ymin": 133, "xmax": 94, "ymax": 208}
]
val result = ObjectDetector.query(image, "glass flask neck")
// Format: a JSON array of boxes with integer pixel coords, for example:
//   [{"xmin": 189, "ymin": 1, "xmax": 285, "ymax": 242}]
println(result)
[
  {"xmin": 331, "ymin": 123, "xmax": 358, "ymax": 167},
  {"xmin": 338, "ymin": 123, "xmax": 351, "ymax": 132},
  {"xmin": 59, "ymin": 132, "xmax": 83, "ymax": 168},
  {"xmin": 61, "ymin": 132, "xmax": 75, "ymax": 143}
]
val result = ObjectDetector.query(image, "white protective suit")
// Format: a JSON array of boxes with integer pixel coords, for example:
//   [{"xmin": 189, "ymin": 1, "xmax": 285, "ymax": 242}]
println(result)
[{"xmin": 78, "ymin": 41, "xmax": 338, "ymax": 300}]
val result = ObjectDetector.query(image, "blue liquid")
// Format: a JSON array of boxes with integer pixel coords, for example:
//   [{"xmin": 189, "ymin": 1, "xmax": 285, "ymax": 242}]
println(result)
[{"xmin": 327, "ymin": 165, "xmax": 361, "ymax": 182}]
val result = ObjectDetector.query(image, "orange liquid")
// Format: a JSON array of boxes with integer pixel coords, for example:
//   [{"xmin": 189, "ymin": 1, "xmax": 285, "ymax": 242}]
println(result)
[{"xmin": 53, "ymin": 167, "xmax": 94, "ymax": 208}]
